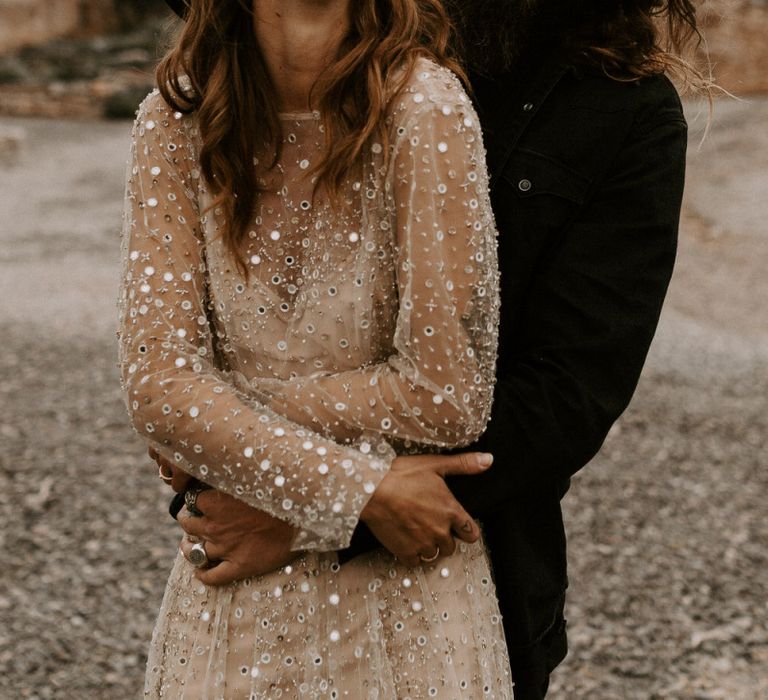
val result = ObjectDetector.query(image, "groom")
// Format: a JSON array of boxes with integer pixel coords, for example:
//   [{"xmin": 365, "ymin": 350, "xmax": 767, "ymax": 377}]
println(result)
[{"xmin": 157, "ymin": 0, "xmax": 694, "ymax": 696}]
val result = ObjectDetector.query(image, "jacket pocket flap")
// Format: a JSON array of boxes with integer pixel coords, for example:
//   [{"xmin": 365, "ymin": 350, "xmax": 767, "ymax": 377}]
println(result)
[{"xmin": 501, "ymin": 148, "xmax": 591, "ymax": 204}]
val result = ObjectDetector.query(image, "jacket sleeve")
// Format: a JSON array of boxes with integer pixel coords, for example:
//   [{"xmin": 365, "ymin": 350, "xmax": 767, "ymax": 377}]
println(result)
[{"xmin": 446, "ymin": 111, "xmax": 688, "ymax": 518}]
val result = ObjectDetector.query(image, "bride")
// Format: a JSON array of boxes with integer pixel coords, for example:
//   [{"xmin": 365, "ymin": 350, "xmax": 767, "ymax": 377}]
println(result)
[{"xmin": 118, "ymin": 0, "xmax": 511, "ymax": 696}]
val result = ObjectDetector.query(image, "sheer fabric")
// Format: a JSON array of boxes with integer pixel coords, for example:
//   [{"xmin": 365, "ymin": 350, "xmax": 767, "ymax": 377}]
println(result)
[{"xmin": 118, "ymin": 58, "xmax": 511, "ymax": 697}]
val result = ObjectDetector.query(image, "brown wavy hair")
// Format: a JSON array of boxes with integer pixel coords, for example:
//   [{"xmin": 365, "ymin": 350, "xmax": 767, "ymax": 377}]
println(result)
[{"xmin": 156, "ymin": 0, "xmax": 465, "ymax": 277}]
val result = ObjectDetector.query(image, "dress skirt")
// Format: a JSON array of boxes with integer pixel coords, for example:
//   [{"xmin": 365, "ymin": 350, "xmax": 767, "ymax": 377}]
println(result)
[{"xmin": 144, "ymin": 535, "xmax": 513, "ymax": 699}]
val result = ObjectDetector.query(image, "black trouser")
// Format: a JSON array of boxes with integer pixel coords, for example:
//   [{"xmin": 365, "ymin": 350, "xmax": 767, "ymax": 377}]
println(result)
[
  {"xmin": 511, "ymin": 660, "xmax": 551, "ymax": 700},
  {"xmin": 510, "ymin": 615, "xmax": 567, "ymax": 700}
]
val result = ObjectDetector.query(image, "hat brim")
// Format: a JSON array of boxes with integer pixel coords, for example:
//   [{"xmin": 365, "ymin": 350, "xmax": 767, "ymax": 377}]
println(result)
[{"xmin": 165, "ymin": 0, "xmax": 187, "ymax": 18}]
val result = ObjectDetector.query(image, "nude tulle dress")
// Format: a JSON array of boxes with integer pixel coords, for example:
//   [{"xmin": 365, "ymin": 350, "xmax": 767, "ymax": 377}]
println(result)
[{"xmin": 117, "ymin": 57, "xmax": 513, "ymax": 698}]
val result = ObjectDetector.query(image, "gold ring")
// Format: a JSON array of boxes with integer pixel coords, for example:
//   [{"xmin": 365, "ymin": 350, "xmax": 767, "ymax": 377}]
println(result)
[
  {"xmin": 419, "ymin": 547, "xmax": 440, "ymax": 563},
  {"xmin": 158, "ymin": 464, "xmax": 173, "ymax": 484}
]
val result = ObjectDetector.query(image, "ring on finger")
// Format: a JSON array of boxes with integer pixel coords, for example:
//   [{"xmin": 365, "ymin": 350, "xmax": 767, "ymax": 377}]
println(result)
[
  {"xmin": 419, "ymin": 546, "xmax": 440, "ymax": 563},
  {"xmin": 187, "ymin": 541, "xmax": 209, "ymax": 569},
  {"xmin": 184, "ymin": 487, "xmax": 206, "ymax": 517}
]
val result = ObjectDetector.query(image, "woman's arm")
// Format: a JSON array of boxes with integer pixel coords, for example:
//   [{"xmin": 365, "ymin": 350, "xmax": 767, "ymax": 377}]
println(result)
[
  {"xmin": 250, "ymin": 78, "xmax": 500, "ymax": 449},
  {"xmin": 117, "ymin": 92, "xmax": 393, "ymax": 552}
]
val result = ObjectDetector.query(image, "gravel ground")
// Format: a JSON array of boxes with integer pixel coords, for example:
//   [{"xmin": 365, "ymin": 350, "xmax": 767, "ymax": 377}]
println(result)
[{"xmin": 1, "ymin": 97, "xmax": 766, "ymax": 699}]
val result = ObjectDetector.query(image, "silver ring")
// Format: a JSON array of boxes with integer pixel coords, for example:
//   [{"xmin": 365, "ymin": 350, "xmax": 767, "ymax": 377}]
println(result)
[
  {"xmin": 419, "ymin": 547, "xmax": 440, "ymax": 563},
  {"xmin": 184, "ymin": 487, "xmax": 205, "ymax": 517},
  {"xmin": 188, "ymin": 541, "xmax": 209, "ymax": 568}
]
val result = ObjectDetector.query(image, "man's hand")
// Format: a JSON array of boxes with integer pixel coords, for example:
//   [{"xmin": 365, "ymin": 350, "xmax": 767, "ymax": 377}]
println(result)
[
  {"xmin": 177, "ymin": 489, "xmax": 300, "ymax": 585},
  {"xmin": 149, "ymin": 447, "xmax": 298, "ymax": 585},
  {"xmin": 360, "ymin": 452, "xmax": 493, "ymax": 567}
]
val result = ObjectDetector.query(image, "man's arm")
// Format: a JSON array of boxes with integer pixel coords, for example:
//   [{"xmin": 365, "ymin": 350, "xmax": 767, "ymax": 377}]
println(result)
[
  {"xmin": 446, "ymin": 111, "xmax": 688, "ymax": 517},
  {"xmin": 160, "ymin": 450, "xmax": 493, "ymax": 583}
]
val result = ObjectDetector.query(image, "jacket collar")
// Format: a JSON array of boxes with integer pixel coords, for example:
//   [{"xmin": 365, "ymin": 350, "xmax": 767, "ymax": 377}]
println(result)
[{"xmin": 472, "ymin": 58, "xmax": 572, "ymax": 180}]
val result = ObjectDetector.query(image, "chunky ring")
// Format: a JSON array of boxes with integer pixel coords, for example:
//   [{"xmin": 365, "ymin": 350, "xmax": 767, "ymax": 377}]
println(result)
[
  {"xmin": 184, "ymin": 487, "xmax": 205, "ymax": 517},
  {"xmin": 419, "ymin": 547, "xmax": 440, "ymax": 563},
  {"xmin": 187, "ymin": 541, "xmax": 209, "ymax": 568},
  {"xmin": 158, "ymin": 464, "xmax": 173, "ymax": 484}
]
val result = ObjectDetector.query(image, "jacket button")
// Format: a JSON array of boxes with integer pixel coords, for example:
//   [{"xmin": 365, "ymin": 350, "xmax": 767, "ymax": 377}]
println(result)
[
  {"xmin": 518, "ymin": 179, "xmax": 532, "ymax": 192},
  {"xmin": 523, "ymin": 102, "xmax": 534, "ymax": 111}
]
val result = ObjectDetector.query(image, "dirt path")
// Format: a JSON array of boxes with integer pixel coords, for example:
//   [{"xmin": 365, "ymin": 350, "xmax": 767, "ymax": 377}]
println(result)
[
  {"xmin": 1, "ymin": 98, "xmax": 766, "ymax": 698},
  {"xmin": 549, "ymin": 97, "xmax": 768, "ymax": 699}
]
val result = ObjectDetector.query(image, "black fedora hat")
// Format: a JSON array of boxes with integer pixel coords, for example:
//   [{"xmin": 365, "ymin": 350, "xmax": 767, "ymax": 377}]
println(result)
[{"xmin": 165, "ymin": 0, "xmax": 187, "ymax": 18}]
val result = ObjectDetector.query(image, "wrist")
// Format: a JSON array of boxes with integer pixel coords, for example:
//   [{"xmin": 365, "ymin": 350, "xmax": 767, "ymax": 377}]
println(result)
[
  {"xmin": 359, "ymin": 496, "xmax": 377, "ymax": 525},
  {"xmin": 360, "ymin": 486, "xmax": 388, "ymax": 525}
]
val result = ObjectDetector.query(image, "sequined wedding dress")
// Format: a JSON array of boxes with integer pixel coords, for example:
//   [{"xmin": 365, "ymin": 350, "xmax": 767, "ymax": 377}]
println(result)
[{"xmin": 118, "ymin": 57, "xmax": 512, "ymax": 698}]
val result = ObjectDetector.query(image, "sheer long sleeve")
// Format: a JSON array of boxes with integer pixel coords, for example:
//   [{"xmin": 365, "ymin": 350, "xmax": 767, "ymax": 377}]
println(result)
[
  {"xmin": 117, "ymin": 93, "xmax": 393, "ymax": 551},
  {"xmin": 247, "ymin": 80, "xmax": 500, "ymax": 449}
]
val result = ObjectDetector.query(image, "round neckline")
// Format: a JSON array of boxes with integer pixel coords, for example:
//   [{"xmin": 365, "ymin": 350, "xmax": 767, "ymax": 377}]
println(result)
[{"xmin": 278, "ymin": 110, "xmax": 321, "ymax": 121}]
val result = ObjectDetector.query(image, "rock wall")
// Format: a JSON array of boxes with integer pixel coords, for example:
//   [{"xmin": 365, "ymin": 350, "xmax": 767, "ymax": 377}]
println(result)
[
  {"xmin": 0, "ymin": 0, "xmax": 765, "ymax": 120},
  {"xmin": 0, "ymin": 0, "xmax": 116, "ymax": 56}
]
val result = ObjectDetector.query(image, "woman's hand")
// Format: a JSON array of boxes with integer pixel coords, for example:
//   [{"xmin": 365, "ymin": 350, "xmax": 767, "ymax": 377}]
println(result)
[{"xmin": 360, "ymin": 452, "xmax": 493, "ymax": 567}]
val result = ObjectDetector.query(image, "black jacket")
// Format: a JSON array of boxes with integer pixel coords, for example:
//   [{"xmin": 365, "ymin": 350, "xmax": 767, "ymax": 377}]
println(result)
[{"xmin": 339, "ymin": 55, "xmax": 688, "ymax": 677}]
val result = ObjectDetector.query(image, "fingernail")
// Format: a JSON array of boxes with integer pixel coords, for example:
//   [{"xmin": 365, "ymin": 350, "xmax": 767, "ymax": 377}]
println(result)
[{"xmin": 479, "ymin": 453, "xmax": 494, "ymax": 468}]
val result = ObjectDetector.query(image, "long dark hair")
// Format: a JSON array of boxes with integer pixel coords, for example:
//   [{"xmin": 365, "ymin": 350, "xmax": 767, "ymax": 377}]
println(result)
[
  {"xmin": 156, "ymin": 0, "xmax": 465, "ymax": 278},
  {"xmin": 562, "ymin": 0, "xmax": 703, "ymax": 82},
  {"xmin": 447, "ymin": 0, "xmax": 709, "ymax": 87}
]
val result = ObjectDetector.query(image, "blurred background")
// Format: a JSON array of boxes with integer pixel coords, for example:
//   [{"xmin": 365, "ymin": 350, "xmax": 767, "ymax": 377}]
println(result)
[{"xmin": 0, "ymin": 1, "xmax": 765, "ymax": 698}]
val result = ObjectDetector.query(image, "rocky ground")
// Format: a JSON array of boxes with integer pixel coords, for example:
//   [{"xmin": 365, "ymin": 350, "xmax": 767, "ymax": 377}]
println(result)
[{"xmin": 1, "ymin": 97, "xmax": 766, "ymax": 698}]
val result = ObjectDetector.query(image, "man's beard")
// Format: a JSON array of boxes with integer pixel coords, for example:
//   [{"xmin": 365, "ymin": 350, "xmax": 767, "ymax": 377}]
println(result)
[{"xmin": 444, "ymin": 0, "xmax": 541, "ymax": 75}]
